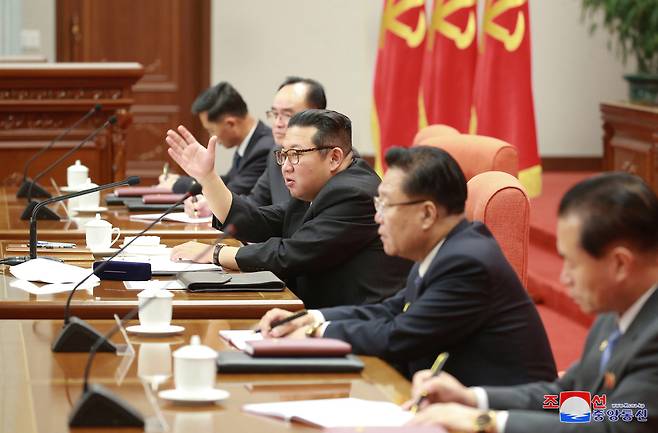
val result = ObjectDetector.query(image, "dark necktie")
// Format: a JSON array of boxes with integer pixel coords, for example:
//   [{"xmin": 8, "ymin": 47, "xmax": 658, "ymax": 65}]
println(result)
[
  {"xmin": 599, "ymin": 326, "xmax": 621, "ymax": 374},
  {"xmin": 232, "ymin": 152, "xmax": 242, "ymax": 171}
]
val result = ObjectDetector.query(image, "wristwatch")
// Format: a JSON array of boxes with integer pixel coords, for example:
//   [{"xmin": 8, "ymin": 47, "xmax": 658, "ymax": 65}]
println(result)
[
  {"xmin": 474, "ymin": 410, "xmax": 497, "ymax": 433},
  {"xmin": 305, "ymin": 321, "xmax": 324, "ymax": 338},
  {"xmin": 212, "ymin": 243, "xmax": 226, "ymax": 266}
]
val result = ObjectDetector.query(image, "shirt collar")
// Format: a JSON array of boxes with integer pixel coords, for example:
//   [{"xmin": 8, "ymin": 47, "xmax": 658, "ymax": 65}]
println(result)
[
  {"xmin": 418, "ymin": 238, "xmax": 445, "ymax": 278},
  {"xmin": 236, "ymin": 122, "xmax": 257, "ymax": 157},
  {"xmin": 617, "ymin": 283, "xmax": 658, "ymax": 334}
]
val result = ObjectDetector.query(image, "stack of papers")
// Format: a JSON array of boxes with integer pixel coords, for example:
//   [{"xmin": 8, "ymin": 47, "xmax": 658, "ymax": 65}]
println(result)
[
  {"xmin": 9, "ymin": 258, "xmax": 99, "ymax": 284},
  {"xmin": 107, "ymin": 252, "xmax": 221, "ymax": 274},
  {"xmin": 129, "ymin": 212, "xmax": 212, "ymax": 224},
  {"xmin": 242, "ymin": 398, "xmax": 413, "ymax": 428},
  {"xmin": 219, "ymin": 329, "xmax": 263, "ymax": 351}
]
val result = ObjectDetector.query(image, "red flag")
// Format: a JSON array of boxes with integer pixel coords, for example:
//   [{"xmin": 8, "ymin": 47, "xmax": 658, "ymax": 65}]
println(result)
[
  {"xmin": 419, "ymin": 0, "xmax": 478, "ymax": 132},
  {"xmin": 372, "ymin": 0, "xmax": 427, "ymax": 174},
  {"xmin": 471, "ymin": 0, "xmax": 541, "ymax": 196}
]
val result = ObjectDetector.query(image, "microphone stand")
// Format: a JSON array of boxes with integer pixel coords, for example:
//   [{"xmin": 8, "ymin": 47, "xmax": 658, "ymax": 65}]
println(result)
[
  {"xmin": 52, "ymin": 185, "xmax": 201, "ymax": 353},
  {"xmin": 17, "ymin": 104, "xmax": 102, "ymax": 199},
  {"xmin": 21, "ymin": 115, "xmax": 118, "ymax": 221}
]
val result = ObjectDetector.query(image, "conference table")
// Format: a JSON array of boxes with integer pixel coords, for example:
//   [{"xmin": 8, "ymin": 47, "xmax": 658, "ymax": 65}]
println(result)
[
  {"xmin": 1, "ymin": 319, "xmax": 412, "ymax": 433},
  {"xmin": 0, "ymin": 186, "xmax": 305, "ymax": 319}
]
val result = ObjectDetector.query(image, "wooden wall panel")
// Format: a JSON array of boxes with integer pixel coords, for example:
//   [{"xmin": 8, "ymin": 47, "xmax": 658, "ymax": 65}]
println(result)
[{"xmin": 57, "ymin": 0, "xmax": 210, "ymax": 183}]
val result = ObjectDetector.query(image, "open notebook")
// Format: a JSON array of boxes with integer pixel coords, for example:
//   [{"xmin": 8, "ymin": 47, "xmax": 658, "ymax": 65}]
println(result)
[{"xmin": 242, "ymin": 398, "xmax": 413, "ymax": 428}]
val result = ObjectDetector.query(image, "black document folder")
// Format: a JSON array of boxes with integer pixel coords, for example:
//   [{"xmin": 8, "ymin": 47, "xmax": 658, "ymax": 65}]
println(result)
[
  {"xmin": 216, "ymin": 351, "xmax": 364, "ymax": 373},
  {"xmin": 178, "ymin": 270, "xmax": 285, "ymax": 292}
]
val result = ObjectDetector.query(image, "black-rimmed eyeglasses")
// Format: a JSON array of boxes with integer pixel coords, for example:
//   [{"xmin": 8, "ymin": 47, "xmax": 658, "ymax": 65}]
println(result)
[{"xmin": 274, "ymin": 146, "xmax": 334, "ymax": 166}]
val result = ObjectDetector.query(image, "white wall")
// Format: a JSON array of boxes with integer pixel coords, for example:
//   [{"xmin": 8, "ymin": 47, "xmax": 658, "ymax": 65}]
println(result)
[{"xmin": 20, "ymin": 0, "xmax": 634, "ymax": 160}]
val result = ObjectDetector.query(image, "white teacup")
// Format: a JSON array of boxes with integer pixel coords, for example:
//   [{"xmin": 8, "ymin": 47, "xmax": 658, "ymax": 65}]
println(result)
[
  {"xmin": 138, "ymin": 343, "xmax": 172, "ymax": 391},
  {"xmin": 173, "ymin": 335, "xmax": 217, "ymax": 394},
  {"xmin": 67, "ymin": 159, "xmax": 88, "ymax": 188},
  {"xmin": 76, "ymin": 178, "xmax": 100, "ymax": 210},
  {"xmin": 85, "ymin": 214, "xmax": 120, "ymax": 250},
  {"xmin": 137, "ymin": 288, "xmax": 173, "ymax": 330}
]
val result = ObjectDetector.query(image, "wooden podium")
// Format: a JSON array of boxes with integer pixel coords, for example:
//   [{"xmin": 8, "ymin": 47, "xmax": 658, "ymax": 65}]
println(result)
[
  {"xmin": 0, "ymin": 63, "xmax": 144, "ymax": 186},
  {"xmin": 601, "ymin": 101, "xmax": 658, "ymax": 193}
]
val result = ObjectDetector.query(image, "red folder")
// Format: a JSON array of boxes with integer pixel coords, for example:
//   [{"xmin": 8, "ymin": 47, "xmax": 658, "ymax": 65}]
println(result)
[
  {"xmin": 115, "ymin": 186, "xmax": 172, "ymax": 197},
  {"xmin": 142, "ymin": 193, "xmax": 186, "ymax": 204},
  {"xmin": 245, "ymin": 338, "xmax": 352, "ymax": 357}
]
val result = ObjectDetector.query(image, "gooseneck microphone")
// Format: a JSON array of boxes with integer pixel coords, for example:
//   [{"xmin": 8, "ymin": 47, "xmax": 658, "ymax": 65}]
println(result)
[
  {"xmin": 28, "ymin": 176, "xmax": 141, "ymax": 260},
  {"xmin": 69, "ymin": 203, "xmax": 223, "ymax": 428},
  {"xmin": 52, "ymin": 181, "xmax": 203, "ymax": 354},
  {"xmin": 21, "ymin": 115, "xmax": 118, "ymax": 221},
  {"xmin": 0, "ymin": 176, "xmax": 141, "ymax": 268},
  {"xmin": 17, "ymin": 104, "xmax": 102, "ymax": 199}
]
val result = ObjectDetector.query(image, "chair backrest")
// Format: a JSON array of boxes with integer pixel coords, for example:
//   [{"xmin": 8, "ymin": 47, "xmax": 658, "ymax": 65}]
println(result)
[
  {"xmin": 417, "ymin": 134, "xmax": 518, "ymax": 180},
  {"xmin": 466, "ymin": 171, "xmax": 529, "ymax": 286},
  {"xmin": 413, "ymin": 124, "xmax": 460, "ymax": 145}
]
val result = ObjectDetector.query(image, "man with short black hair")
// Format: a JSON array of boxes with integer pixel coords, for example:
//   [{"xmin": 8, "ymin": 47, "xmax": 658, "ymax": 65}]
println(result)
[
  {"xmin": 167, "ymin": 109, "xmax": 411, "ymax": 308},
  {"xmin": 405, "ymin": 172, "xmax": 658, "ymax": 433},
  {"xmin": 258, "ymin": 146, "xmax": 557, "ymax": 383},
  {"xmin": 169, "ymin": 81, "xmax": 274, "ymax": 195}
]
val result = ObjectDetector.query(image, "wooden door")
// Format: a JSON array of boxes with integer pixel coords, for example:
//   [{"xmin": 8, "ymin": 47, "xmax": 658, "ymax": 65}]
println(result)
[{"xmin": 57, "ymin": 0, "xmax": 210, "ymax": 184}]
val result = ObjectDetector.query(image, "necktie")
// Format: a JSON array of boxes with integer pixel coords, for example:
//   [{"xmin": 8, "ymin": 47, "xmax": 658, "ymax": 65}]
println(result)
[
  {"xmin": 403, "ymin": 270, "xmax": 422, "ymax": 312},
  {"xmin": 232, "ymin": 152, "xmax": 242, "ymax": 171},
  {"xmin": 599, "ymin": 326, "xmax": 621, "ymax": 374}
]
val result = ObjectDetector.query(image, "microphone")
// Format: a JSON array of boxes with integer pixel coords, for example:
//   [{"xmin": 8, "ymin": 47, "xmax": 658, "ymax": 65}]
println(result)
[
  {"xmin": 21, "ymin": 114, "xmax": 118, "ymax": 221},
  {"xmin": 27, "ymin": 176, "xmax": 141, "ymax": 261},
  {"xmin": 16, "ymin": 104, "xmax": 102, "ymax": 199},
  {"xmin": 51, "ymin": 181, "xmax": 201, "ymax": 353},
  {"xmin": 69, "ymin": 217, "xmax": 226, "ymax": 427}
]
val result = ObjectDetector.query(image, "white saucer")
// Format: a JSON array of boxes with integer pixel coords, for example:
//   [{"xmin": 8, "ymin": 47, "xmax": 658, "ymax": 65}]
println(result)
[
  {"xmin": 158, "ymin": 388, "xmax": 229, "ymax": 405},
  {"xmin": 126, "ymin": 324, "xmax": 185, "ymax": 336},
  {"xmin": 72, "ymin": 206, "xmax": 109, "ymax": 213},
  {"xmin": 90, "ymin": 247, "xmax": 119, "ymax": 256}
]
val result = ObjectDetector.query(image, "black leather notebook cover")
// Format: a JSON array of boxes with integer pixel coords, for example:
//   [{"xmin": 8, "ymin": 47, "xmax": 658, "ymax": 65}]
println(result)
[
  {"xmin": 105, "ymin": 194, "xmax": 136, "ymax": 206},
  {"xmin": 216, "ymin": 351, "xmax": 364, "ymax": 373},
  {"xmin": 178, "ymin": 270, "xmax": 285, "ymax": 292}
]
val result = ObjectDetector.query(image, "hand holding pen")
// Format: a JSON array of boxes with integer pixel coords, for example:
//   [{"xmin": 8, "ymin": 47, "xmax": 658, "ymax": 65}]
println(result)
[{"xmin": 409, "ymin": 352, "xmax": 450, "ymax": 413}]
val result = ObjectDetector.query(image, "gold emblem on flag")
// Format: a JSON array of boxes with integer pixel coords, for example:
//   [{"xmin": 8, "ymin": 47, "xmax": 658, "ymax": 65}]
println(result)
[
  {"xmin": 483, "ymin": 0, "xmax": 526, "ymax": 52},
  {"xmin": 380, "ymin": 0, "xmax": 427, "ymax": 48},
  {"xmin": 428, "ymin": 0, "xmax": 476, "ymax": 50}
]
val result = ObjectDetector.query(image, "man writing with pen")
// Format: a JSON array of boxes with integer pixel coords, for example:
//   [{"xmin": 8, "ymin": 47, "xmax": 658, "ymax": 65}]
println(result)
[{"xmin": 258, "ymin": 146, "xmax": 557, "ymax": 385}]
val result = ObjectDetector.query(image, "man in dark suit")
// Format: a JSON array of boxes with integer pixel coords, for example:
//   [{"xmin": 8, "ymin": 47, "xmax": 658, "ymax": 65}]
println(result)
[
  {"xmin": 166, "ymin": 109, "xmax": 411, "ymax": 308},
  {"xmin": 406, "ymin": 172, "xmax": 658, "ymax": 433},
  {"xmin": 257, "ymin": 146, "xmax": 556, "ymax": 384},
  {"xmin": 183, "ymin": 76, "xmax": 326, "ymax": 216},
  {"xmin": 169, "ymin": 81, "xmax": 274, "ymax": 196}
]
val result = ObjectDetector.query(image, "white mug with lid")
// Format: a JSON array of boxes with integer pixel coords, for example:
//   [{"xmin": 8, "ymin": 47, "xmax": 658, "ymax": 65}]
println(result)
[
  {"xmin": 137, "ymin": 288, "xmax": 174, "ymax": 330},
  {"xmin": 67, "ymin": 160, "xmax": 89, "ymax": 188},
  {"xmin": 73, "ymin": 177, "xmax": 100, "ymax": 210},
  {"xmin": 85, "ymin": 213, "xmax": 120, "ymax": 250},
  {"xmin": 172, "ymin": 335, "xmax": 217, "ymax": 394}
]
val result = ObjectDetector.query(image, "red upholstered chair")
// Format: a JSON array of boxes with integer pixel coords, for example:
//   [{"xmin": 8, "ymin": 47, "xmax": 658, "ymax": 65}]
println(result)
[
  {"xmin": 465, "ymin": 171, "xmax": 530, "ymax": 286},
  {"xmin": 417, "ymin": 134, "xmax": 519, "ymax": 180},
  {"xmin": 412, "ymin": 124, "xmax": 460, "ymax": 145}
]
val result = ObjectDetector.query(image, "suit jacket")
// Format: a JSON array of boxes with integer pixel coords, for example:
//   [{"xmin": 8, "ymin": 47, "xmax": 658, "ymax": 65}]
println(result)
[
  {"xmin": 215, "ymin": 158, "xmax": 412, "ymax": 308},
  {"xmin": 485, "ymin": 288, "xmax": 658, "ymax": 433},
  {"xmin": 245, "ymin": 146, "xmax": 290, "ymax": 206},
  {"xmin": 173, "ymin": 120, "xmax": 274, "ymax": 195},
  {"xmin": 320, "ymin": 220, "xmax": 557, "ymax": 384}
]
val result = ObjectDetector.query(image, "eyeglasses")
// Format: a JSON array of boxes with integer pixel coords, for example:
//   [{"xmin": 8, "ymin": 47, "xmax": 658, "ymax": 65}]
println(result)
[
  {"xmin": 274, "ymin": 146, "xmax": 334, "ymax": 166},
  {"xmin": 266, "ymin": 110, "xmax": 294, "ymax": 123},
  {"xmin": 373, "ymin": 196, "xmax": 426, "ymax": 214}
]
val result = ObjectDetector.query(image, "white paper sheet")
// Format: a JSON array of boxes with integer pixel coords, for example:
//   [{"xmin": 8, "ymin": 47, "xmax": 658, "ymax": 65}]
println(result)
[
  {"xmin": 129, "ymin": 212, "xmax": 212, "ymax": 224},
  {"xmin": 10, "ymin": 278, "xmax": 98, "ymax": 295},
  {"xmin": 123, "ymin": 280, "xmax": 185, "ymax": 291},
  {"xmin": 242, "ymin": 398, "xmax": 413, "ymax": 428},
  {"xmin": 9, "ymin": 258, "xmax": 100, "ymax": 284},
  {"xmin": 219, "ymin": 329, "xmax": 263, "ymax": 351}
]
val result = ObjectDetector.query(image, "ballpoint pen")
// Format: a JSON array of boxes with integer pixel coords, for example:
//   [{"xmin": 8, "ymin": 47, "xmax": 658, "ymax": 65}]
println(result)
[
  {"xmin": 254, "ymin": 310, "xmax": 308, "ymax": 334},
  {"xmin": 410, "ymin": 352, "xmax": 450, "ymax": 414}
]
